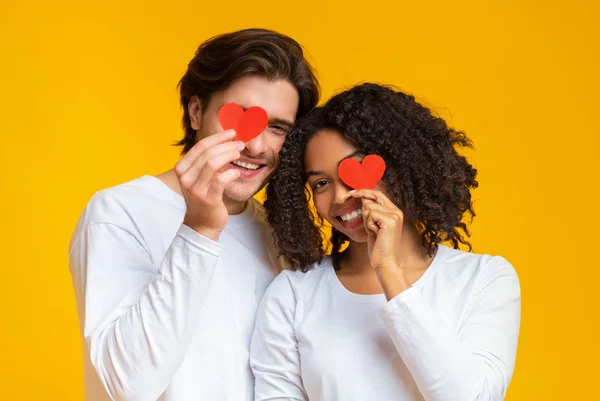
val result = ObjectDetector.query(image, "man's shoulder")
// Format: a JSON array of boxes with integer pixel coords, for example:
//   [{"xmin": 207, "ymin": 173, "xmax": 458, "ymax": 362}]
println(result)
[
  {"xmin": 77, "ymin": 175, "xmax": 183, "ymax": 229},
  {"xmin": 239, "ymin": 198, "xmax": 286, "ymax": 274},
  {"xmin": 248, "ymin": 197, "xmax": 267, "ymax": 224},
  {"xmin": 84, "ymin": 176, "xmax": 149, "ymax": 219}
]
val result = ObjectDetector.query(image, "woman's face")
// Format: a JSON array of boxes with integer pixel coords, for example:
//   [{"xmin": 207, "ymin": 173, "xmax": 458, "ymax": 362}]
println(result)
[{"xmin": 304, "ymin": 128, "xmax": 386, "ymax": 243}]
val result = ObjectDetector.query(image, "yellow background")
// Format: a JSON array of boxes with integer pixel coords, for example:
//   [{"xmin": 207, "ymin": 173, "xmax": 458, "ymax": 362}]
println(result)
[{"xmin": 1, "ymin": 0, "xmax": 598, "ymax": 399}]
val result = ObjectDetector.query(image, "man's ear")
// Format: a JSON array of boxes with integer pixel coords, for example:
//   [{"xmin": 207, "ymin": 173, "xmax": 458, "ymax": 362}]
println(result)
[{"xmin": 189, "ymin": 95, "xmax": 202, "ymax": 131}]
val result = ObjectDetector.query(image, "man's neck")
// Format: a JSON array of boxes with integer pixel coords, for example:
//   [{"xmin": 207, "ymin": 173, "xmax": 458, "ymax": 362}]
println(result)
[
  {"xmin": 156, "ymin": 169, "xmax": 247, "ymax": 215},
  {"xmin": 223, "ymin": 196, "xmax": 247, "ymax": 215}
]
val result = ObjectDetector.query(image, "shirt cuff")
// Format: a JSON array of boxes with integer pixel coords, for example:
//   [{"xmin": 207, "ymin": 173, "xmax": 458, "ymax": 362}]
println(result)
[{"xmin": 176, "ymin": 224, "xmax": 224, "ymax": 256}]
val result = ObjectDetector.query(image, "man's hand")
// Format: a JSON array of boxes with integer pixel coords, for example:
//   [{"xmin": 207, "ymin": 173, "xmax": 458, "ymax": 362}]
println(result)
[{"xmin": 174, "ymin": 130, "xmax": 245, "ymax": 241}]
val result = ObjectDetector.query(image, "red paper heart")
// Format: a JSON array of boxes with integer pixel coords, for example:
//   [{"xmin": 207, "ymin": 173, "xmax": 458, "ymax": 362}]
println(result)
[
  {"xmin": 218, "ymin": 103, "xmax": 269, "ymax": 143},
  {"xmin": 338, "ymin": 154, "xmax": 386, "ymax": 190}
]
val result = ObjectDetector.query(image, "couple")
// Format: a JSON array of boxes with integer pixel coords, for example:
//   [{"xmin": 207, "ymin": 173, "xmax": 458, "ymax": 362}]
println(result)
[{"xmin": 69, "ymin": 28, "xmax": 520, "ymax": 401}]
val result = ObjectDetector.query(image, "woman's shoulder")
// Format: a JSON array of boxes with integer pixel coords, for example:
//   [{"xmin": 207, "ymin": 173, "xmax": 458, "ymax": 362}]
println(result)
[
  {"xmin": 278, "ymin": 256, "xmax": 334, "ymax": 282},
  {"xmin": 436, "ymin": 245, "xmax": 519, "ymax": 291},
  {"xmin": 268, "ymin": 256, "xmax": 334, "ymax": 298},
  {"xmin": 441, "ymin": 246, "xmax": 516, "ymax": 273}
]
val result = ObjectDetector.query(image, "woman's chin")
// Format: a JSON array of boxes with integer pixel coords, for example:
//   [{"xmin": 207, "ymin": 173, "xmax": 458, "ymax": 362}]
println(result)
[
  {"xmin": 332, "ymin": 225, "xmax": 368, "ymax": 244},
  {"xmin": 348, "ymin": 232, "xmax": 368, "ymax": 243}
]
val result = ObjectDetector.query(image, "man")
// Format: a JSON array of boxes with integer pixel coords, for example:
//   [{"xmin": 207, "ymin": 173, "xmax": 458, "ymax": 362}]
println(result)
[{"xmin": 69, "ymin": 28, "xmax": 320, "ymax": 401}]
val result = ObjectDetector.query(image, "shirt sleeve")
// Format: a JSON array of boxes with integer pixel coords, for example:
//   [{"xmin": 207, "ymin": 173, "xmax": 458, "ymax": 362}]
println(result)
[
  {"xmin": 379, "ymin": 256, "xmax": 521, "ymax": 401},
  {"xmin": 250, "ymin": 271, "xmax": 308, "ymax": 401},
  {"xmin": 69, "ymin": 222, "xmax": 222, "ymax": 401}
]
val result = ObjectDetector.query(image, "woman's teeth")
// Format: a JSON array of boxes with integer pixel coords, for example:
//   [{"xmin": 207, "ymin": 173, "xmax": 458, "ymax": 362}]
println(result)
[
  {"xmin": 340, "ymin": 208, "xmax": 363, "ymax": 222},
  {"xmin": 232, "ymin": 160, "xmax": 260, "ymax": 170}
]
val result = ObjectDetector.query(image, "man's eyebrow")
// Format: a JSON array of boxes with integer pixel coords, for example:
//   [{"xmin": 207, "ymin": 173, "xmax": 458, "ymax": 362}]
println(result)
[
  {"xmin": 219, "ymin": 104, "xmax": 294, "ymax": 129},
  {"xmin": 268, "ymin": 117, "xmax": 294, "ymax": 128}
]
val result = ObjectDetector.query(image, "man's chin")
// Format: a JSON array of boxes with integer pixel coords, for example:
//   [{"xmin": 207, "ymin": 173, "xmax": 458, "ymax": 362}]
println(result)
[
  {"xmin": 223, "ymin": 175, "xmax": 271, "ymax": 203},
  {"xmin": 223, "ymin": 188, "xmax": 257, "ymax": 203}
]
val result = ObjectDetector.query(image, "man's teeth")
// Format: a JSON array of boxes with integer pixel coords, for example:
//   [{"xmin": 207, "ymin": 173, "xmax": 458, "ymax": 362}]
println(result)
[
  {"xmin": 232, "ymin": 160, "xmax": 260, "ymax": 170},
  {"xmin": 340, "ymin": 208, "xmax": 363, "ymax": 222}
]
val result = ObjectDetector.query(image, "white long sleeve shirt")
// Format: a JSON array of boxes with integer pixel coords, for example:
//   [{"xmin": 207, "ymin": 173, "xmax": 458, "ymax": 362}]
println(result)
[
  {"xmin": 69, "ymin": 175, "xmax": 282, "ymax": 401},
  {"xmin": 250, "ymin": 245, "xmax": 521, "ymax": 401}
]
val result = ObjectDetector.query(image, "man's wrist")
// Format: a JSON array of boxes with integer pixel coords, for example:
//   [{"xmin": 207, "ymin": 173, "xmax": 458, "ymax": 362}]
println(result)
[{"xmin": 182, "ymin": 220, "xmax": 222, "ymax": 242}]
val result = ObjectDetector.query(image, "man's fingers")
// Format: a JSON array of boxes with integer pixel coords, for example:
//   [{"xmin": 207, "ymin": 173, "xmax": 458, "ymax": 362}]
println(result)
[
  {"xmin": 178, "ymin": 142, "xmax": 242, "ymax": 189},
  {"xmin": 193, "ymin": 149, "xmax": 241, "ymax": 192},
  {"xmin": 206, "ymin": 169, "xmax": 241, "ymax": 200},
  {"xmin": 192, "ymin": 140, "xmax": 243, "ymax": 173},
  {"xmin": 175, "ymin": 130, "xmax": 238, "ymax": 175}
]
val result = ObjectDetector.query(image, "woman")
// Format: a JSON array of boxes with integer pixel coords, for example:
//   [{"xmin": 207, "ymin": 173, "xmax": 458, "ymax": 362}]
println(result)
[{"xmin": 250, "ymin": 83, "xmax": 520, "ymax": 401}]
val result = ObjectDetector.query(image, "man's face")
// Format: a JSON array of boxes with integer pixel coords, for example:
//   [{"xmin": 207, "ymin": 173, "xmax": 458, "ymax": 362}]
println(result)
[{"xmin": 192, "ymin": 75, "xmax": 299, "ymax": 203}]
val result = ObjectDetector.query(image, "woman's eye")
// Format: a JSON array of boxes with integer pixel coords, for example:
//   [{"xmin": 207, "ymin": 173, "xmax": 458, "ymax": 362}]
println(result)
[{"xmin": 313, "ymin": 180, "xmax": 328, "ymax": 189}]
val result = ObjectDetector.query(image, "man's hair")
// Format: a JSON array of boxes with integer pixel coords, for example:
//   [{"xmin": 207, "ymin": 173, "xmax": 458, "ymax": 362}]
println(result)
[
  {"xmin": 176, "ymin": 28, "xmax": 320, "ymax": 154},
  {"xmin": 265, "ymin": 83, "xmax": 479, "ymax": 272}
]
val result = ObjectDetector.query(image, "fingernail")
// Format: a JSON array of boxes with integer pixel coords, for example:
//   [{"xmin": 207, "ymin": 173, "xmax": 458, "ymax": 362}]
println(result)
[
  {"xmin": 236, "ymin": 141, "xmax": 245, "ymax": 149},
  {"xmin": 225, "ymin": 129, "xmax": 236, "ymax": 136}
]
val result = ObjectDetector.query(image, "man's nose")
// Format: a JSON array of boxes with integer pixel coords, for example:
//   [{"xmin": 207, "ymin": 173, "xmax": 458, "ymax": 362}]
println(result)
[{"xmin": 244, "ymin": 131, "xmax": 267, "ymax": 156}]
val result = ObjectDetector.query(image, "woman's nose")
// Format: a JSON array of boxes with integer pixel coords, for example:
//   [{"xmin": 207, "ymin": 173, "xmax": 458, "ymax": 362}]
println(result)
[{"xmin": 333, "ymin": 179, "xmax": 352, "ymax": 205}]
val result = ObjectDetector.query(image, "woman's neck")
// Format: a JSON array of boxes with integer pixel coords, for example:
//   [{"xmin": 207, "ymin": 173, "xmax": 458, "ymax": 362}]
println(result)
[{"xmin": 341, "ymin": 222, "xmax": 435, "ymax": 278}]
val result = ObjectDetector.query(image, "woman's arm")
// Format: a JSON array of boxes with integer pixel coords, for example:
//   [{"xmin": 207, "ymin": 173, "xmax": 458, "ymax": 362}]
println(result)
[
  {"xmin": 250, "ymin": 271, "xmax": 308, "ymax": 401},
  {"xmin": 380, "ymin": 256, "xmax": 521, "ymax": 401}
]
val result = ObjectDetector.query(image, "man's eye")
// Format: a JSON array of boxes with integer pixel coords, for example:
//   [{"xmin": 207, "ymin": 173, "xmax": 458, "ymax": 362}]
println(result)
[{"xmin": 271, "ymin": 125, "xmax": 289, "ymax": 135}]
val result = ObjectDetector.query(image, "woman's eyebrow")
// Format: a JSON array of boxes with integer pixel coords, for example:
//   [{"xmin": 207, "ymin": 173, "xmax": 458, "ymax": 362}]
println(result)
[
  {"xmin": 306, "ymin": 170, "xmax": 325, "ymax": 178},
  {"xmin": 337, "ymin": 151, "xmax": 363, "ymax": 168},
  {"xmin": 306, "ymin": 152, "xmax": 362, "ymax": 178}
]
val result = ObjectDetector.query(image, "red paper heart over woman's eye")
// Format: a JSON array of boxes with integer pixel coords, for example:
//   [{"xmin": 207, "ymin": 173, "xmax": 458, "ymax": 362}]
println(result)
[
  {"xmin": 218, "ymin": 103, "xmax": 269, "ymax": 143},
  {"xmin": 338, "ymin": 154, "xmax": 386, "ymax": 190}
]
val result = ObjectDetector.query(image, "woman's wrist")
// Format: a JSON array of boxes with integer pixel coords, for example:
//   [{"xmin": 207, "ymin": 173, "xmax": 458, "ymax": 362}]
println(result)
[{"xmin": 375, "ymin": 263, "xmax": 411, "ymax": 300}]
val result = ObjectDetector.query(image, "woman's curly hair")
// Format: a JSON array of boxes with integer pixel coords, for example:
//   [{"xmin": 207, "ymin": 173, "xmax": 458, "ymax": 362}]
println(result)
[{"xmin": 265, "ymin": 83, "xmax": 478, "ymax": 272}]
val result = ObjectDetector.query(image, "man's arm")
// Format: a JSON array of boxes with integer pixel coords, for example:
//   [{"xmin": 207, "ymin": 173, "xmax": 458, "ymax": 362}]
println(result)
[
  {"xmin": 70, "ymin": 222, "xmax": 221, "ymax": 400},
  {"xmin": 69, "ymin": 130, "xmax": 245, "ymax": 400}
]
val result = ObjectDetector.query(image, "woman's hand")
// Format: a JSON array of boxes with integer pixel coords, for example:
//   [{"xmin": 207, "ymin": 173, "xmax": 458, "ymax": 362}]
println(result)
[
  {"xmin": 344, "ymin": 189, "xmax": 411, "ymax": 299},
  {"xmin": 344, "ymin": 189, "xmax": 403, "ymax": 271}
]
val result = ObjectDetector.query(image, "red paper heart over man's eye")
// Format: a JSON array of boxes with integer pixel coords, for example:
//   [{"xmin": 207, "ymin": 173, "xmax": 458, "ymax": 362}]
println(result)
[
  {"xmin": 218, "ymin": 103, "xmax": 269, "ymax": 143},
  {"xmin": 338, "ymin": 155, "xmax": 386, "ymax": 190}
]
